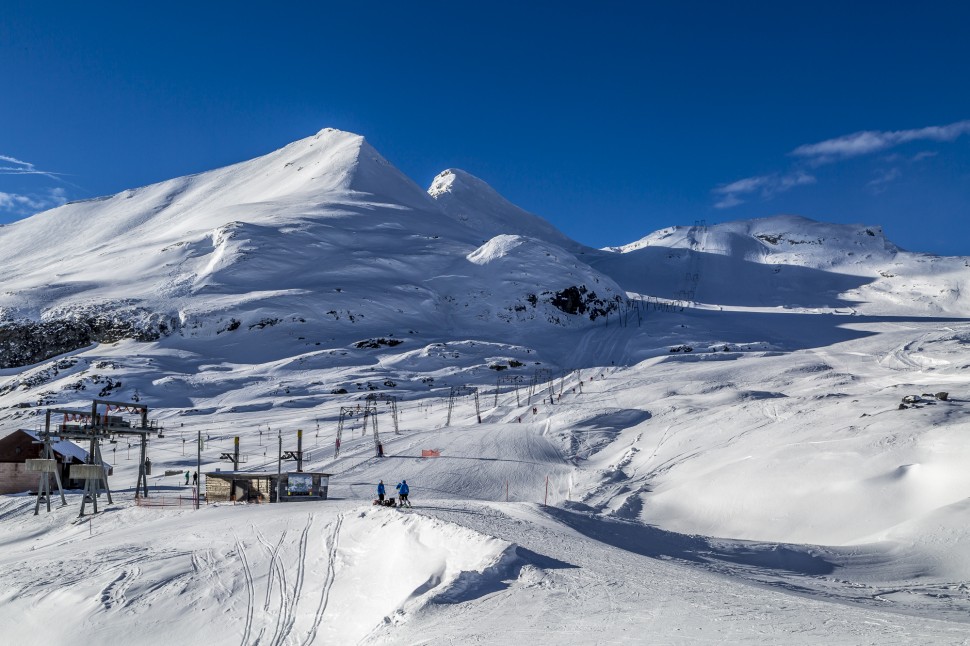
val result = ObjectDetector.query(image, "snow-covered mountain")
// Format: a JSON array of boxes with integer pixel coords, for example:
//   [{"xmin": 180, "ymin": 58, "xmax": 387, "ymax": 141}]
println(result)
[
  {"xmin": 591, "ymin": 214, "xmax": 970, "ymax": 314},
  {"xmin": 0, "ymin": 128, "xmax": 626, "ymax": 369},
  {"xmin": 2, "ymin": 129, "xmax": 970, "ymax": 644}
]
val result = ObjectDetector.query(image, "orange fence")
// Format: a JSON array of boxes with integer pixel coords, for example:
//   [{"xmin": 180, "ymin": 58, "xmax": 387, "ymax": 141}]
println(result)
[
  {"xmin": 135, "ymin": 495, "xmax": 197, "ymax": 508},
  {"xmin": 421, "ymin": 449, "xmax": 441, "ymax": 458}
]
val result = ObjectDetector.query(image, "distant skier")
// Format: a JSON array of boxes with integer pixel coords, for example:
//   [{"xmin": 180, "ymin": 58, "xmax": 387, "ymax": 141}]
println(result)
[
  {"xmin": 192, "ymin": 471, "xmax": 198, "ymax": 486},
  {"xmin": 377, "ymin": 480, "xmax": 386, "ymax": 503},
  {"xmin": 184, "ymin": 471, "xmax": 190, "ymax": 486},
  {"xmin": 396, "ymin": 480, "xmax": 411, "ymax": 507}
]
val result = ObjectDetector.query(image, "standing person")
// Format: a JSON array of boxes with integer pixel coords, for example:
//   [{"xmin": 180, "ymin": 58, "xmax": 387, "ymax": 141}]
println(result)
[
  {"xmin": 184, "ymin": 471, "xmax": 190, "ymax": 485},
  {"xmin": 377, "ymin": 480, "xmax": 386, "ymax": 503},
  {"xmin": 396, "ymin": 480, "xmax": 411, "ymax": 507},
  {"xmin": 192, "ymin": 471, "xmax": 198, "ymax": 486}
]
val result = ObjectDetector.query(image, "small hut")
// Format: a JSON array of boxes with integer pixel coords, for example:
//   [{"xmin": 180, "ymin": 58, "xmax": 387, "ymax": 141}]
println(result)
[{"xmin": 204, "ymin": 470, "xmax": 330, "ymax": 503}]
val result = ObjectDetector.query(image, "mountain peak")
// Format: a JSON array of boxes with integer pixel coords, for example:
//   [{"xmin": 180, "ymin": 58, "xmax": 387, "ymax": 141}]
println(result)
[
  {"xmin": 428, "ymin": 169, "xmax": 580, "ymax": 250},
  {"xmin": 429, "ymin": 168, "xmax": 498, "ymax": 200}
]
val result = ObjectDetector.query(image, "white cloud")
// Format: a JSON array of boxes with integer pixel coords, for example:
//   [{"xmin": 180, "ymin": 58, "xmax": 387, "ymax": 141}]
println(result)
[
  {"xmin": 791, "ymin": 120, "xmax": 970, "ymax": 162},
  {"xmin": 712, "ymin": 170, "xmax": 816, "ymax": 209},
  {"xmin": 0, "ymin": 188, "xmax": 68, "ymax": 217}
]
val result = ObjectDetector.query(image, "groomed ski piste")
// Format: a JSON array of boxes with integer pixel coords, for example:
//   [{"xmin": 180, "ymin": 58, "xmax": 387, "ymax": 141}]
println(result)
[{"xmin": 1, "ymin": 129, "xmax": 970, "ymax": 644}]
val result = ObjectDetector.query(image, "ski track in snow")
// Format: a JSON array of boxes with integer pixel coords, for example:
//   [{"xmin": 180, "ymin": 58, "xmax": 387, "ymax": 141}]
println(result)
[
  {"xmin": 301, "ymin": 513, "xmax": 342, "ymax": 646},
  {"xmin": 233, "ymin": 534, "xmax": 256, "ymax": 646},
  {"xmin": 275, "ymin": 514, "xmax": 313, "ymax": 646},
  {"xmin": 254, "ymin": 525, "xmax": 289, "ymax": 646}
]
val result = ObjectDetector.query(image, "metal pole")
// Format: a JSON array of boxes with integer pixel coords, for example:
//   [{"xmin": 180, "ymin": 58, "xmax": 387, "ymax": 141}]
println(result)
[
  {"xmin": 96, "ymin": 440, "xmax": 113, "ymax": 504},
  {"xmin": 233, "ymin": 436, "xmax": 240, "ymax": 470},
  {"xmin": 137, "ymin": 435, "xmax": 148, "ymax": 498},
  {"xmin": 276, "ymin": 432, "xmax": 282, "ymax": 503},
  {"xmin": 297, "ymin": 429, "xmax": 303, "ymax": 472},
  {"xmin": 195, "ymin": 430, "xmax": 201, "ymax": 510},
  {"xmin": 544, "ymin": 475, "xmax": 548, "ymax": 506}
]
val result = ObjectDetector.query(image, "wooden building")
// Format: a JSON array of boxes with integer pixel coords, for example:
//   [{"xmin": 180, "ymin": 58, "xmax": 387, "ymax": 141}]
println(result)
[
  {"xmin": 204, "ymin": 470, "xmax": 330, "ymax": 503},
  {"xmin": 0, "ymin": 430, "xmax": 111, "ymax": 494}
]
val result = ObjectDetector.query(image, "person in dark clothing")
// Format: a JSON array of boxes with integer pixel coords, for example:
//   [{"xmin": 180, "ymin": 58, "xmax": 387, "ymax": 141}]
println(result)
[
  {"xmin": 377, "ymin": 480, "xmax": 386, "ymax": 503},
  {"xmin": 396, "ymin": 480, "xmax": 411, "ymax": 507}
]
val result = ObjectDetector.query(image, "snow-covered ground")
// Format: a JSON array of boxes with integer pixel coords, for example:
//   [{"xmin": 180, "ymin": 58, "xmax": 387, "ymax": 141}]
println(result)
[{"xmin": 2, "ymin": 129, "xmax": 970, "ymax": 644}]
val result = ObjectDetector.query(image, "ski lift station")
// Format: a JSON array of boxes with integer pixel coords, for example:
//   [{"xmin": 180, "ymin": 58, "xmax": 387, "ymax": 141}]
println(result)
[
  {"xmin": 204, "ymin": 470, "xmax": 330, "ymax": 503},
  {"xmin": 0, "ymin": 429, "xmax": 112, "ymax": 494}
]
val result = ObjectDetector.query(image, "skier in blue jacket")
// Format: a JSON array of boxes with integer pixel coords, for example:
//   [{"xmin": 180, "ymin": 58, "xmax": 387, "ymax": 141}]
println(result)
[
  {"xmin": 377, "ymin": 480, "xmax": 386, "ymax": 503},
  {"xmin": 396, "ymin": 480, "xmax": 411, "ymax": 507}
]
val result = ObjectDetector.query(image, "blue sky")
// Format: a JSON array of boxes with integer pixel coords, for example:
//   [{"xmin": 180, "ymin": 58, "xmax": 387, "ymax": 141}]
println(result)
[{"xmin": 2, "ymin": 2, "xmax": 969, "ymax": 253}]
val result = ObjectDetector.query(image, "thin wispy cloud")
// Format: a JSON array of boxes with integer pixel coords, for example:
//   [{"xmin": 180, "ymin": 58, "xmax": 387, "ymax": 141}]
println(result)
[
  {"xmin": 0, "ymin": 153, "xmax": 67, "ymax": 181},
  {"xmin": 867, "ymin": 167, "xmax": 902, "ymax": 194},
  {"xmin": 791, "ymin": 120, "xmax": 970, "ymax": 163},
  {"xmin": 0, "ymin": 154, "xmax": 32, "ymax": 166},
  {"xmin": 712, "ymin": 120, "xmax": 967, "ymax": 209},
  {"xmin": 882, "ymin": 150, "xmax": 937, "ymax": 163},
  {"xmin": 713, "ymin": 170, "xmax": 816, "ymax": 209}
]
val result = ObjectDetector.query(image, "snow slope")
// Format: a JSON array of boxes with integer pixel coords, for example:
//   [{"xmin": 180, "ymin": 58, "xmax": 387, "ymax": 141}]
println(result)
[{"xmin": 2, "ymin": 128, "xmax": 970, "ymax": 644}]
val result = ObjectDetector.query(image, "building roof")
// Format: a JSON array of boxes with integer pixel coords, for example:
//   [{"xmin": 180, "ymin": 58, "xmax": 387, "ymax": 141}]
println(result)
[
  {"xmin": 20, "ymin": 430, "xmax": 112, "ymax": 468},
  {"xmin": 205, "ymin": 470, "xmax": 332, "ymax": 479}
]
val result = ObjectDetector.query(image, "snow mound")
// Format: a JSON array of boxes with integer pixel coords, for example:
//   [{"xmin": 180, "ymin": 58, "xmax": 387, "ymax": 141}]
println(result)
[
  {"xmin": 466, "ymin": 234, "xmax": 529, "ymax": 264},
  {"xmin": 332, "ymin": 509, "xmax": 516, "ymax": 626},
  {"xmin": 0, "ymin": 503, "xmax": 518, "ymax": 645}
]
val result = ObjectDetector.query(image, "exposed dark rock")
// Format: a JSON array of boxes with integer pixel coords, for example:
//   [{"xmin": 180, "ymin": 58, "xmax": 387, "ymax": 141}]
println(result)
[
  {"xmin": 218, "ymin": 319, "xmax": 241, "ymax": 333},
  {"xmin": 354, "ymin": 338, "xmax": 404, "ymax": 349},
  {"xmin": 547, "ymin": 285, "xmax": 620, "ymax": 321},
  {"xmin": 0, "ymin": 311, "xmax": 177, "ymax": 369},
  {"xmin": 249, "ymin": 317, "xmax": 281, "ymax": 330}
]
